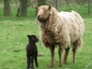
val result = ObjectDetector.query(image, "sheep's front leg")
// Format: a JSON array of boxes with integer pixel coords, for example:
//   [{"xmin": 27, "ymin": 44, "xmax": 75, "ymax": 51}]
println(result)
[
  {"xmin": 63, "ymin": 47, "xmax": 70, "ymax": 64},
  {"xmin": 50, "ymin": 45, "xmax": 55, "ymax": 68},
  {"xmin": 58, "ymin": 48, "xmax": 63, "ymax": 67}
]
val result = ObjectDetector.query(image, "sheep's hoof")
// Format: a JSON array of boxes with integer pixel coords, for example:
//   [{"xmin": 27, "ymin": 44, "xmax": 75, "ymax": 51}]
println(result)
[
  {"xmin": 49, "ymin": 65, "xmax": 54, "ymax": 68},
  {"xmin": 63, "ymin": 61, "xmax": 67, "ymax": 64},
  {"xmin": 59, "ymin": 65, "xmax": 62, "ymax": 67},
  {"xmin": 59, "ymin": 63, "xmax": 63, "ymax": 67}
]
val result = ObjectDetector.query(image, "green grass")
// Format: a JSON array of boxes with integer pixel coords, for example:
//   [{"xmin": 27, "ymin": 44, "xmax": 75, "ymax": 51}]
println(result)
[
  {"xmin": 0, "ymin": 17, "xmax": 92, "ymax": 69},
  {"xmin": 0, "ymin": 2, "xmax": 92, "ymax": 69}
]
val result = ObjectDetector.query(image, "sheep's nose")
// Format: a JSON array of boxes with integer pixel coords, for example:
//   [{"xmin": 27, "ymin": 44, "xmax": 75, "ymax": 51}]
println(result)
[{"xmin": 37, "ymin": 15, "xmax": 40, "ymax": 19}]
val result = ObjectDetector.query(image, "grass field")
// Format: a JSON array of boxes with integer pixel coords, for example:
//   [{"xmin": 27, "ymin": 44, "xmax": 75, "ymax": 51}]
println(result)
[
  {"xmin": 0, "ymin": 2, "xmax": 92, "ymax": 69},
  {"xmin": 0, "ymin": 16, "xmax": 92, "ymax": 69}
]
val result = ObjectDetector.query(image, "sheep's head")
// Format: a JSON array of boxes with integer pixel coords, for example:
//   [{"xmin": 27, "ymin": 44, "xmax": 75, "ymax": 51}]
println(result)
[
  {"xmin": 27, "ymin": 35, "xmax": 39, "ymax": 43},
  {"xmin": 35, "ymin": 5, "xmax": 51, "ymax": 23}
]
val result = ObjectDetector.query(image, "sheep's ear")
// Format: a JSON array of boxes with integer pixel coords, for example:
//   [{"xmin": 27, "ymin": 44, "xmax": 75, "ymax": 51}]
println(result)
[
  {"xmin": 35, "ymin": 6, "xmax": 38, "ymax": 10},
  {"xmin": 48, "ymin": 6, "xmax": 51, "ymax": 10}
]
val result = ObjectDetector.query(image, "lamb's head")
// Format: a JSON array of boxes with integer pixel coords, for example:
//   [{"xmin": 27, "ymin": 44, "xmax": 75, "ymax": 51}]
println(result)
[
  {"xmin": 35, "ymin": 5, "xmax": 51, "ymax": 23},
  {"xmin": 27, "ymin": 35, "xmax": 39, "ymax": 43}
]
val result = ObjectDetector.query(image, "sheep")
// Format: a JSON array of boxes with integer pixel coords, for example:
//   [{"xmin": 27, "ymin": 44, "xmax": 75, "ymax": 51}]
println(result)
[
  {"xmin": 26, "ymin": 35, "xmax": 39, "ymax": 69},
  {"xmin": 35, "ymin": 5, "xmax": 84, "ymax": 68}
]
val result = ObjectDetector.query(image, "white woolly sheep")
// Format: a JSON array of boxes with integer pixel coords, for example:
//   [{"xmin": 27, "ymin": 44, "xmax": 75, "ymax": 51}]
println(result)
[{"xmin": 35, "ymin": 5, "xmax": 84, "ymax": 68}]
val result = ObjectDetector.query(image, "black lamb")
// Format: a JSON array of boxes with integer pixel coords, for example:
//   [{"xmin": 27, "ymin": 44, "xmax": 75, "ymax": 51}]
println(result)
[{"xmin": 26, "ymin": 35, "xmax": 39, "ymax": 69}]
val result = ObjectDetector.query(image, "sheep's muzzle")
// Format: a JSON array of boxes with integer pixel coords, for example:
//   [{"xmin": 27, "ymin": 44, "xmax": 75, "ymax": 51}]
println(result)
[{"xmin": 37, "ymin": 14, "xmax": 50, "ymax": 23}]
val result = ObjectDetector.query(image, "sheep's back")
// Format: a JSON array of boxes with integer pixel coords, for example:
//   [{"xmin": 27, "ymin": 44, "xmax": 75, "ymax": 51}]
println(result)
[{"xmin": 58, "ymin": 11, "xmax": 84, "ymax": 44}]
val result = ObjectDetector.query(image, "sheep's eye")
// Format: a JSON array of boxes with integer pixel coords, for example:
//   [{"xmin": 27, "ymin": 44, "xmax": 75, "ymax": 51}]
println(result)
[{"xmin": 45, "ymin": 9, "xmax": 48, "ymax": 12}]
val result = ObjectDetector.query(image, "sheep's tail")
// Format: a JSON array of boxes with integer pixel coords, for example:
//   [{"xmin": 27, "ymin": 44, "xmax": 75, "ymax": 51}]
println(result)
[{"xmin": 72, "ymin": 10, "xmax": 85, "ymax": 34}]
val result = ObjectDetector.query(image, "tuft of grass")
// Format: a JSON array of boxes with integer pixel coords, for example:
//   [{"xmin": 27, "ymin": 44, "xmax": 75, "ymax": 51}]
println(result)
[{"xmin": 0, "ymin": 17, "xmax": 92, "ymax": 69}]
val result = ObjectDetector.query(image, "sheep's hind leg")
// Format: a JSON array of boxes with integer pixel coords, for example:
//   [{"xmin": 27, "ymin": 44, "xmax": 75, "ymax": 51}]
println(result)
[
  {"xmin": 73, "ymin": 37, "xmax": 82, "ymax": 64},
  {"xmin": 63, "ymin": 47, "xmax": 70, "ymax": 64},
  {"xmin": 72, "ymin": 44, "xmax": 77, "ymax": 64},
  {"xmin": 58, "ymin": 48, "xmax": 63, "ymax": 67},
  {"xmin": 49, "ymin": 45, "xmax": 55, "ymax": 68}
]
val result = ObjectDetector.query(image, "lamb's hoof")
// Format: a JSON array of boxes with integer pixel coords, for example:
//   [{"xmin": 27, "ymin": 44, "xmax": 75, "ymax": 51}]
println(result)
[
  {"xmin": 30, "ymin": 68, "xmax": 34, "ymax": 69},
  {"xmin": 26, "ymin": 67, "xmax": 30, "ymax": 69},
  {"xmin": 36, "ymin": 65, "xmax": 39, "ymax": 67}
]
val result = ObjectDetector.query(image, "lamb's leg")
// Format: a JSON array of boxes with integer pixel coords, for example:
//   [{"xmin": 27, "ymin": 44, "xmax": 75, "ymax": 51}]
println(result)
[
  {"xmin": 63, "ymin": 47, "xmax": 70, "ymax": 64},
  {"xmin": 50, "ymin": 45, "xmax": 55, "ymax": 68},
  {"xmin": 31, "ymin": 57, "xmax": 34, "ymax": 69},
  {"xmin": 58, "ymin": 48, "xmax": 63, "ymax": 67},
  {"xmin": 35, "ymin": 56, "xmax": 39, "ymax": 67},
  {"xmin": 26, "ymin": 55, "xmax": 31, "ymax": 69},
  {"xmin": 72, "ymin": 45, "xmax": 77, "ymax": 64}
]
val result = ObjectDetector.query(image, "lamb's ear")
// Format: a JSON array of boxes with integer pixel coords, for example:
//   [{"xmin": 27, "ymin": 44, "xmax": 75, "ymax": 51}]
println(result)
[
  {"xmin": 35, "ymin": 6, "xmax": 38, "ymax": 10},
  {"xmin": 27, "ymin": 35, "xmax": 30, "ymax": 38},
  {"xmin": 48, "ymin": 6, "xmax": 51, "ymax": 10}
]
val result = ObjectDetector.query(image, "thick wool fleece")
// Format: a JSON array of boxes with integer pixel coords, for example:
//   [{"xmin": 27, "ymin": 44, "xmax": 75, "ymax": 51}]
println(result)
[{"xmin": 37, "ymin": 6, "xmax": 84, "ymax": 49}]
